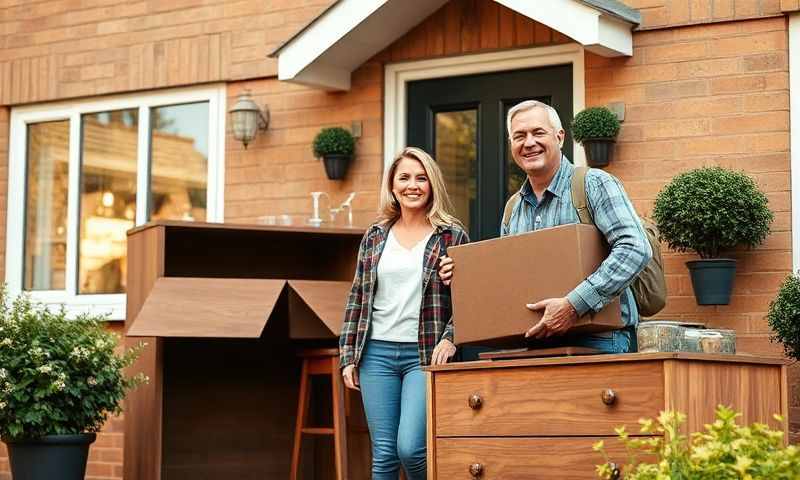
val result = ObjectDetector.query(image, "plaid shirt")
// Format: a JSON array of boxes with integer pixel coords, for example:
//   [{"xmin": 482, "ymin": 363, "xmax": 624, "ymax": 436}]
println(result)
[
  {"xmin": 502, "ymin": 157, "xmax": 652, "ymax": 328},
  {"xmin": 339, "ymin": 221, "xmax": 469, "ymax": 368}
]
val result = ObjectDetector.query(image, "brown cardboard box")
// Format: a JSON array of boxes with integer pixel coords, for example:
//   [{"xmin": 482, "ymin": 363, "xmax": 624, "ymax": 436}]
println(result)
[{"xmin": 448, "ymin": 223, "xmax": 623, "ymax": 345}]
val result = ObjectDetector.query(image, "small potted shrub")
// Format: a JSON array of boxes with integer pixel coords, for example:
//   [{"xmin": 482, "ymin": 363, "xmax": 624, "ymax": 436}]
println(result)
[
  {"xmin": 312, "ymin": 126, "xmax": 355, "ymax": 180},
  {"xmin": 0, "ymin": 289, "xmax": 146, "ymax": 480},
  {"xmin": 571, "ymin": 106, "xmax": 620, "ymax": 167},
  {"xmin": 767, "ymin": 273, "xmax": 800, "ymax": 361},
  {"xmin": 594, "ymin": 405, "xmax": 799, "ymax": 479},
  {"xmin": 652, "ymin": 167, "xmax": 773, "ymax": 305}
]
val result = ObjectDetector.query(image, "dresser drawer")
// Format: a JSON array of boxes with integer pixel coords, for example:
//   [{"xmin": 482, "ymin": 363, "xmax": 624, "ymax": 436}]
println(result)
[
  {"xmin": 433, "ymin": 361, "xmax": 663, "ymax": 437},
  {"xmin": 434, "ymin": 437, "xmax": 636, "ymax": 480}
]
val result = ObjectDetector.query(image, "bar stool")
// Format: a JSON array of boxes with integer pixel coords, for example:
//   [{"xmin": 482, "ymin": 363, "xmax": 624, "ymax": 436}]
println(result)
[{"xmin": 290, "ymin": 348, "xmax": 348, "ymax": 480}]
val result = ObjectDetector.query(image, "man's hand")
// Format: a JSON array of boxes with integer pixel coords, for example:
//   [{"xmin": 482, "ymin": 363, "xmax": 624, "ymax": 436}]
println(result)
[
  {"xmin": 524, "ymin": 297, "xmax": 578, "ymax": 339},
  {"xmin": 439, "ymin": 256, "xmax": 454, "ymax": 286}
]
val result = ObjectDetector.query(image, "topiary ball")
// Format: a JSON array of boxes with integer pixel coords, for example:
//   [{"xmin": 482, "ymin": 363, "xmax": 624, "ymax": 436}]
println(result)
[
  {"xmin": 571, "ymin": 107, "xmax": 620, "ymax": 144},
  {"xmin": 312, "ymin": 127, "xmax": 355, "ymax": 158},
  {"xmin": 652, "ymin": 167, "xmax": 773, "ymax": 259},
  {"xmin": 767, "ymin": 273, "xmax": 800, "ymax": 362}
]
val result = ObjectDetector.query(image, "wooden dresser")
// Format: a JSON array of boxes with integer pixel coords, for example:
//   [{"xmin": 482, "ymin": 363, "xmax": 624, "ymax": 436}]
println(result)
[{"xmin": 425, "ymin": 353, "xmax": 788, "ymax": 480}]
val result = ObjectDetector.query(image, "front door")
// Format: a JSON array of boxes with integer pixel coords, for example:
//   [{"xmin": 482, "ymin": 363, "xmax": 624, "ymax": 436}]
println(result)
[{"xmin": 407, "ymin": 65, "xmax": 573, "ymax": 240}]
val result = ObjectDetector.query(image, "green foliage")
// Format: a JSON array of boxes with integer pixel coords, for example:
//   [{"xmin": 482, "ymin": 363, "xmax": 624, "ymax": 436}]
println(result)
[
  {"xmin": 312, "ymin": 127, "xmax": 355, "ymax": 157},
  {"xmin": 0, "ymin": 287, "xmax": 146, "ymax": 440},
  {"xmin": 571, "ymin": 107, "xmax": 621, "ymax": 143},
  {"xmin": 595, "ymin": 405, "xmax": 799, "ymax": 480},
  {"xmin": 767, "ymin": 273, "xmax": 800, "ymax": 361},
  {"xmin": 652, "ymin": 167, "xmax": 773, "ymax": 259}
]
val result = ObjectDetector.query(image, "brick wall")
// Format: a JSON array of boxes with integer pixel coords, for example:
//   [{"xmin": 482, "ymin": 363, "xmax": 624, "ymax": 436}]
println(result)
[
  {"xmin": 587, "ymin": 15, "xmax": 797, "ymax": 438},
  {"xmin": 0, "ymin": 0, "xmax": 335, "ymax": 105},
  {"xmin": 627, "ymin": 0, "xmax": 783, "ymax": 28}
]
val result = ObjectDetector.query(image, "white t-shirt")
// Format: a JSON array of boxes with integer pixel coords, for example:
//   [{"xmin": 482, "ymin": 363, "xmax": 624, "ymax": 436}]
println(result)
[{"xmin": 370, "ymin": 229, "xmax": 432, "ymax": 343}]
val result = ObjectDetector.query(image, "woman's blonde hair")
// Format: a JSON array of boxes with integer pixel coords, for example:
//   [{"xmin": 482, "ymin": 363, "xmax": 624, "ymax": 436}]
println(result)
[{"xmin": 377, "ymin": 147, "xmax": 461, "ymax": 229}]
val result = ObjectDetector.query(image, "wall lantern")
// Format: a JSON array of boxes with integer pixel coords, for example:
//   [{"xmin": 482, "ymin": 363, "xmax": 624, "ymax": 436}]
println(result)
[{"xmin": 229, "ymin": 91, "xmax": 269, "ymax": 148}]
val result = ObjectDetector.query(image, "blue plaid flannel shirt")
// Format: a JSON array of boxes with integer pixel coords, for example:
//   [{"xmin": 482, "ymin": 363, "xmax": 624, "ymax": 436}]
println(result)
[{"xmin": 502, "ymin": 156, "xmax": 652, "ymax": 327}]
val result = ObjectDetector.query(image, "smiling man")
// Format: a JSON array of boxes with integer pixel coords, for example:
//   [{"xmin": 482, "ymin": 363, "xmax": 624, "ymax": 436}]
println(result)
[{"xmin": 440, "ymin": 100, "xmax": 652, "ymax": 353}]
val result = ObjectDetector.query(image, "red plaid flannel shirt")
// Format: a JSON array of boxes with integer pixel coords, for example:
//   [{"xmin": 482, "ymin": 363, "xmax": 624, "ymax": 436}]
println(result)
[{"xmin": 339, "ymin": 221, "xmax": 469, "ymax": 368}]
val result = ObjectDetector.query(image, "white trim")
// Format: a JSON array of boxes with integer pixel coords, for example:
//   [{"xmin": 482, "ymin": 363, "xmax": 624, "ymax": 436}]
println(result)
[
  {"xmin": 6, "ymin": 84, "xmax": 227, "ymax": 320},
  {"xmin": 274, "ymin": 0, "xmax": 632, "ymax": 90},
  {"xmin": 791, "ymin": 13, "xmax": 800, "ymax": 273},
  {"xmin": 383, "ymin": 43, "xmax": 587, "ymax": 168}
]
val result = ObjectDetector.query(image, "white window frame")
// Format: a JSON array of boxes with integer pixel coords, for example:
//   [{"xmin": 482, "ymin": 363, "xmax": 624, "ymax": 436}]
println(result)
[
  {"xmin": 383, "ymin": 43, "xmax": 587, "ymax": 168},
  {"xmin": 6, "ymin": 84, "xmax": 227, "ymax": 320},
  {"xmin": 790, "ymin": 13, "xmax": 800, "ymax": 272}
]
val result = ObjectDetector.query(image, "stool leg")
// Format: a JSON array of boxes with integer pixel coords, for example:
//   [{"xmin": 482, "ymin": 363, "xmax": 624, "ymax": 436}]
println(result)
[
  {"xmin": 331, "ymin": 357, "xmax": 349, "ymax": 480},
  {"xmin": 291, "ymin": 359, "xmax": 311, "ymax": 480}
]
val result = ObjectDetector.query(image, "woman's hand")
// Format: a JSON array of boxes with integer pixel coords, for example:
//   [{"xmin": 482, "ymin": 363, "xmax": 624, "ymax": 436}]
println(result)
[
  {"xmin": 342, "ymin": 364, "xmax": 360, "ymax": 391},
  {"xmin": 439, "ymin": 256, "xmax": 455, "ymax": 286},
  {"xmin": 431, "ymin": 338, "xmax": 457, "ymax": 365}
]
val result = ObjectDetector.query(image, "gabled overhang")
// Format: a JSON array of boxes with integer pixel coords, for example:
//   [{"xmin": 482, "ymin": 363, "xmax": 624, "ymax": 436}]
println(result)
[{"xmin": 270, "ymin": 0, "xmax": 640, "ymax": 91}]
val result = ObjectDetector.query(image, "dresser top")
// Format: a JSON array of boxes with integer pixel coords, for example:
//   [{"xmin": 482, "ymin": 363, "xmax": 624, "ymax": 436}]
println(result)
[{"xmin": 425, "ymin": 352, "xmax": 789, "ymax": 372}]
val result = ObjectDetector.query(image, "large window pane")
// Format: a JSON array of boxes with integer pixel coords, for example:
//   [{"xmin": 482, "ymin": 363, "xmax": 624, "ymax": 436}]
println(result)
[
  {"xmin": 435, "ymin": 109, "xmax": 477, "ymax": 233},
  {"xmin": 24, "ymin": 121, "xmax": 70, "ymax": 290},
  {"xmin": 79, "ymin": 110, "xmax": 138, "ymax": 294},
  {"xmin": 150, "ymin": 102, "xmax": 209, "ymax": 221}
]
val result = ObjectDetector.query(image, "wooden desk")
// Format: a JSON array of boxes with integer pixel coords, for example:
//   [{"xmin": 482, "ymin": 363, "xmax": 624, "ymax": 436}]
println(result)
[{"xmin": 425, "ymin": 353, "xmax": 788, "ymax": 480}]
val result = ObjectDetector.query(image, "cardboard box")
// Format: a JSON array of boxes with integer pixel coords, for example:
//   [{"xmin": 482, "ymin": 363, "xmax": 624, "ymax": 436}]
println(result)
[{"xmin": 448, "ymin": 223, "xmax": 623, "ymax": 346}]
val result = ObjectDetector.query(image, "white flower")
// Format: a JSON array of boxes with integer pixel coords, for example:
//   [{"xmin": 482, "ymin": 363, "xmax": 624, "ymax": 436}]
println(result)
[
  {"xmin": 38, "ymin": 364, "xmax": 53, "ymax": 374},
  {"xmin": 0, "ymin": 368, "xmax": 7, "ymax": 379},
  {"xmin": 0, "ymin": 338, "xmax": 12, "ymax": 347},
  {"xmin": 3, "ymin": 383, "xmax": 12, "ymax": 393},
  {"xmin": 87, "ymin": 377, "xmax": 97, "ymax": 386},
  {"xmin": 52, "ymin": 380, "xmax": 66, "ymax": 391},
  {"xmin": 0, "ymin": 401, "xmax": 6, "ymax": 409}
]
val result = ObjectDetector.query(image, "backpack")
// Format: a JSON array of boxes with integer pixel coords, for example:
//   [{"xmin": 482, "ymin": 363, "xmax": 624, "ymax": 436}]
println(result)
[{"xmin": 501, "ymin": 166, "xmax": 667, "ymax": 317}]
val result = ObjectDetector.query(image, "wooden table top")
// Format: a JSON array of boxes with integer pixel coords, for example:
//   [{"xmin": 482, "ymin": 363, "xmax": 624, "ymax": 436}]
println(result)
[{"xmin": 425, "ymin": 352, "xmax": 790, "ymax": 372}]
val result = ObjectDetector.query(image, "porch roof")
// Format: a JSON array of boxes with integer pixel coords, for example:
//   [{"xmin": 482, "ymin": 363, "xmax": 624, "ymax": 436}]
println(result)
[{"xmin": 269, "ymin": 0, "xmax": 640, "ymax": 91}]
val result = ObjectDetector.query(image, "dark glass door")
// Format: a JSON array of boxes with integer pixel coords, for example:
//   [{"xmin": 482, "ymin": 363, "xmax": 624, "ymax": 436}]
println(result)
[{"xmin": 407, "ymin": 65, "xmax": 572, "ymax": 240}]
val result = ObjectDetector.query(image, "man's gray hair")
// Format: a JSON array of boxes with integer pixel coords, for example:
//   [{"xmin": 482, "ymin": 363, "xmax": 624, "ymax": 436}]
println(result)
[{"xmin": 506, "ymin": 100, "xmax": 564, "ymax": 147}]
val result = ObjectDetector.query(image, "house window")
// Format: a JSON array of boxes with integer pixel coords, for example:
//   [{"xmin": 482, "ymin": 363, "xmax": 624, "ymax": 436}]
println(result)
[{"xmin": 8, "ymin": 86, "xmax": 226, "ymax": 319}]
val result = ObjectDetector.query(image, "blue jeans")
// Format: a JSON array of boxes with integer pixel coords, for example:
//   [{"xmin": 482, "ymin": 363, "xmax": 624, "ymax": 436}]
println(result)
[{"xmin": 358, "ymin": 340, "xmax": 427, "ymax": 480}]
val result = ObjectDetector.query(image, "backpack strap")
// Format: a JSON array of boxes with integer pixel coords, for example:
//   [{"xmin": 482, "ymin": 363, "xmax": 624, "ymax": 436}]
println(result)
[
  {"xmin": 502, "ymin": 193, "xmax": 522, "ymax": 231},
  {"xmin": 571, "ymin": 166, "xmax": 594, "ymax": 225}
]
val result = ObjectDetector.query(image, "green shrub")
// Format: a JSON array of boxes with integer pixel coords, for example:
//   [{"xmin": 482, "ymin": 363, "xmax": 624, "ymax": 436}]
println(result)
[
  {"xmin": 312, "ymin": 127, "xmax": 355, "ymax": 157},
  {"xmin": 571, "ymin": 107, "xmax": 620, "ymax": 143},
  {"xmin": 652, "ymin": 167, "xmax": 772, "ymax": 259},
  {"xmin": 767, "ymin": 273, "xmax": 800, "ymax": 361},
  {"xmin": 595, "ymin": 405, "xmax": 799, "ymax": 480},
  {"xmin": 0, "ymin": 288, "xmax": 146, "ymax": 440}
]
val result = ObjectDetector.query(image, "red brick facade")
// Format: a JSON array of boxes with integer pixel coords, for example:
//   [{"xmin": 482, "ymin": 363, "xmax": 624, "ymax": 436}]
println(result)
[{"xmin": 0, "ymin": 1, "xmax": 796, "ymax": 478}]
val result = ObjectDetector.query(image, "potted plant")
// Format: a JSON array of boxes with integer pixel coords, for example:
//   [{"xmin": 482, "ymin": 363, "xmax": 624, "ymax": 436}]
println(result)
[
  {"xmin": 767, "ymin": 273, "xmax": 800, "ymax": 361},
  {"xmin": 571, "ymin": 106, "xmax": 620, "ymax": 167},
  {"xmin": 312, "ymin": 126, "xmax": 355, "ymax": 180},
  {"xmin": 594, "ymin": 405, "xmax": 799, "ymax": 479},
  {"xmin": 652, "ymin": 166, "xmax": 773, "ymax": 305},
  {"xmin": 0, "ymin": 288, "xmax": 146, "ymax": 480}
]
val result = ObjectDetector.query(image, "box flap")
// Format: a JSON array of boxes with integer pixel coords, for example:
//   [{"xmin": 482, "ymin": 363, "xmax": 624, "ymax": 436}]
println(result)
[
  {"xmin": 127, "ymin": 277, "xmax": 286, "ymax": 337},
  {"xmin": 287, "ymin": 280, "xmax": 351, "ymax": 338}
]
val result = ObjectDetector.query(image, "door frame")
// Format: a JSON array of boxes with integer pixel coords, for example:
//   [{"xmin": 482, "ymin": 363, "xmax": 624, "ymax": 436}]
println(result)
[{"xmin": 384, "ymin": 43, "xmax": 586, "ymax": 169}]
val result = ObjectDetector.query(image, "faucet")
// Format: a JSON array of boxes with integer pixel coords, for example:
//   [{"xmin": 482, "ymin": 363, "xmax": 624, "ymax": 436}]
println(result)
[
  {"xmin": 339, "ymin": 192, "xmax": 356, "ymax": 227},
  {"xmin": 308, "ymin": 192, "xmax": 329, "ymax": 227}
]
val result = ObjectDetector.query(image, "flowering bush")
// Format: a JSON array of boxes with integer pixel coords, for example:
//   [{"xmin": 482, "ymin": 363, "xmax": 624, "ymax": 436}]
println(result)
[
  {"xmin": 0, "ymin": 288, "xmax": 146, "ymax": 440},
  {"xmin": 594, "ymin": 405, "xmax": 800, "ymax": 479}
]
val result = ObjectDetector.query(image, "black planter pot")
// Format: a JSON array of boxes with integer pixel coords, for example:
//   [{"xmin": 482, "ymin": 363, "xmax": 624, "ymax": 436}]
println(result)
[
  {"xmin": 5, "ymin": 433, "xmax": 96, "ymax": 480},
  {"xmin": 686, "ymin": 258, "xmax": 737, "ymax": 305},
  {"xmin": 322, "ymin": 154, "xmax": 351, "ymax": 180},
  {"xmin": 582, "ymin": 138, "xmax": 616, "ymax": 167}
]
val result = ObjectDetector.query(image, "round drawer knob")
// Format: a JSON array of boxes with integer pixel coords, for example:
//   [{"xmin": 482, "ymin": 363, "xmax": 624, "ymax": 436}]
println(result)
[
  {"xmin": 469, "ymin": 463, "xmax": 484, "ymax": 478},
  {"xmin": 468, "ymin": 394, "xmax": 483, "ymax": 410},
  {"xmin": 608, "ymin": 462, "xmax": 621, "ymax": 480},
  {"xmin": 601, "ymin": 388, "xmax": 617, "ymax": 406}
]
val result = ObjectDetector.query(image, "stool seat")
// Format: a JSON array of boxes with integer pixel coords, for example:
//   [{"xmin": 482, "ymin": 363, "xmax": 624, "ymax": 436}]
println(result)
[{"xmin": 290, "ymin": 348, "xmax": 348, "ymax": 480}]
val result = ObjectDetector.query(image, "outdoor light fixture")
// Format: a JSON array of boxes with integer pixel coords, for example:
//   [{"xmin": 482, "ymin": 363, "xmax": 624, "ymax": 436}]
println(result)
[{"xmin": 229, "ymin": 91, "xmax": 269, "ymax": 148}]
